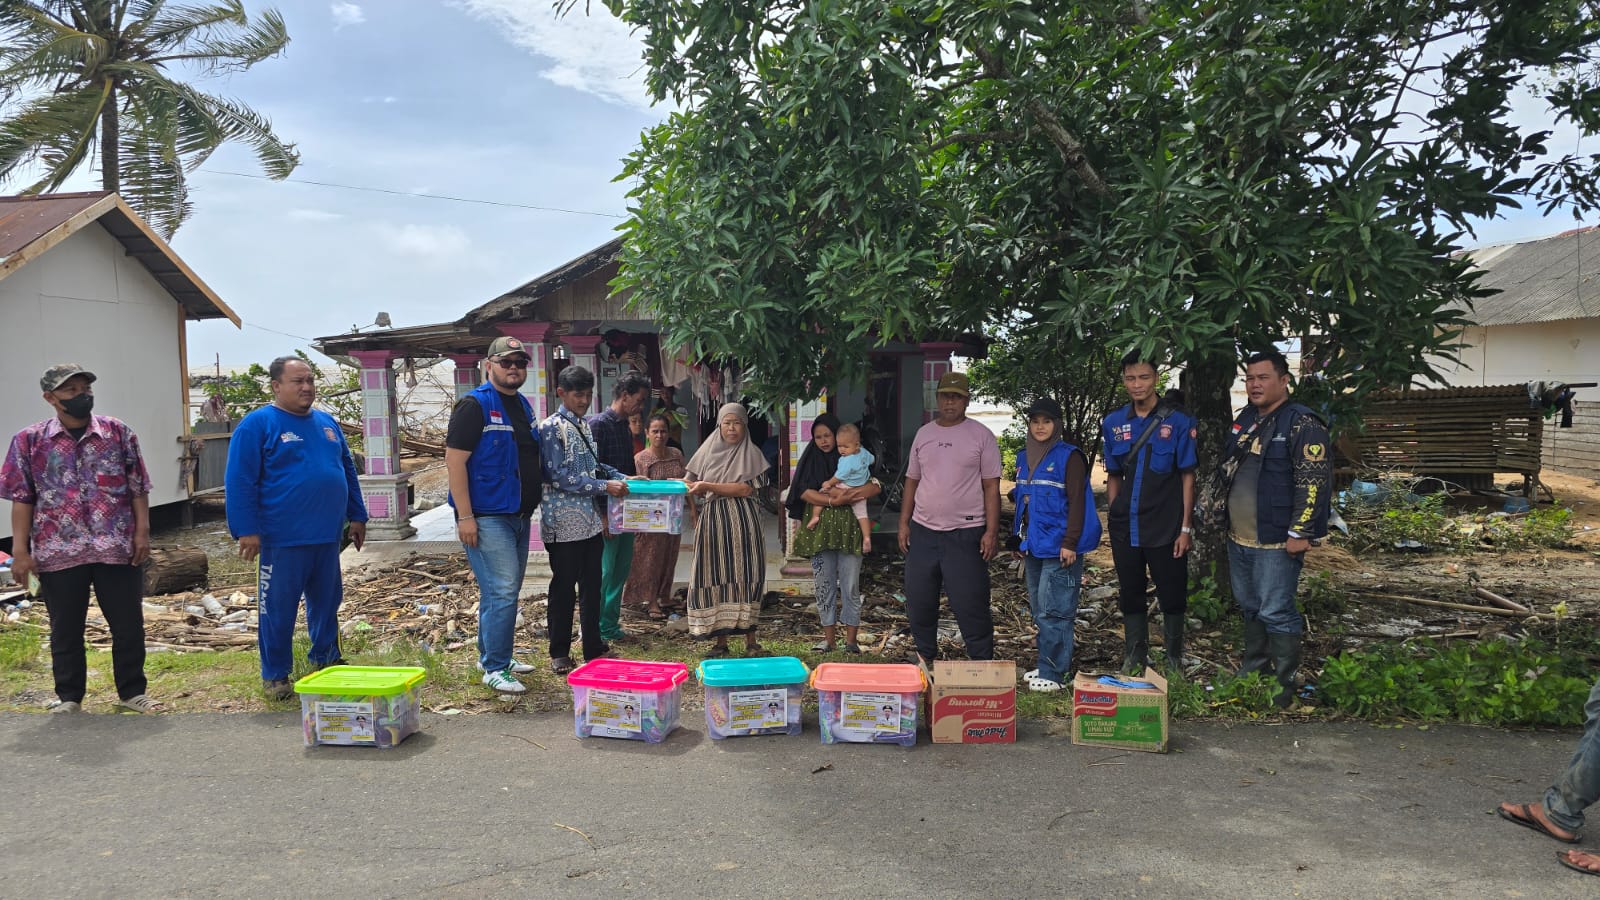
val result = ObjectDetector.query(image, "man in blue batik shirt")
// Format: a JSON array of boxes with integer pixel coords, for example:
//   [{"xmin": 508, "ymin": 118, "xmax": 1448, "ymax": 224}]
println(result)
[{"xmin": 539, "ymin": 364, "xmax": 628, "ymax": 675}]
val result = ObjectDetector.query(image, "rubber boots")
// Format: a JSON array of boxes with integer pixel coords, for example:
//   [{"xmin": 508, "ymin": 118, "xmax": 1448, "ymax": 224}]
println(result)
[
  {"xmin": 1237, "ymin": 617, "xmax": 1272, "ymax": 677},
  {"xmin": 1268, "ymin": 632, "xmax": 1303, "ymax": 708},
  {"xmin": 1162, "ymin": 614, "xmax": 1186, "ymax": 675},
  {"xmin": 1121, "ymin": 613, "xmax": 1149, "ymax": 675}
]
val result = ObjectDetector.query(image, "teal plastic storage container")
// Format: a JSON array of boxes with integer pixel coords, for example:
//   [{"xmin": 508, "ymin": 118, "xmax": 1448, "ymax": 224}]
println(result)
[
  {"xmin": 698, "ymin": 656, "xmax": 808, "ymax": 739},
  {"xmin": 608, "ymin": 479, "xmax": 688, "ymax": 534}
]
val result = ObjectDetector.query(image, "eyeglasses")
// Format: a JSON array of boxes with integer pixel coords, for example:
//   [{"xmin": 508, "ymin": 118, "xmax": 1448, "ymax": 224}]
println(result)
[{"xmin": 492, "ymin": 357, "xmax": 530, "ymax": 369}]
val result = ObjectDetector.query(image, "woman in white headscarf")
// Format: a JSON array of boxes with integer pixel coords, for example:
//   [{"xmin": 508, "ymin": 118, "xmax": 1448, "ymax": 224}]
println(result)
[{"xmin": 684, "ymin": 403, "xmax": 771, "ymax": 657}]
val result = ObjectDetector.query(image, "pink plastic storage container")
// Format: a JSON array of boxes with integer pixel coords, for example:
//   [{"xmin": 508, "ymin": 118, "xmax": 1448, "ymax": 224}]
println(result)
[{"xmin": 566, "ymin": 658, "xmax": 689, "ymax": 742}]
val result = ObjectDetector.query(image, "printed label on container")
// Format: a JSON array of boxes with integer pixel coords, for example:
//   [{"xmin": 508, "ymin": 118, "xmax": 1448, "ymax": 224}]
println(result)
[
  {"xmin": 841, "ymin": 691, "xmax": 901, "ymax": 737},
  {"xmin": 315, "ymin": 701, "xmax": 375, "ymax": 745},
  {"xmin": 623, "ymin": 499, "xmax": 673, "ymax": 533},
  {"xmin": 729, "ymin": 689, "xmax": 787, "ymax": 730},
  {"xmin": 586, "ymin": 688, "xmax": 643, "ymax": 733}
]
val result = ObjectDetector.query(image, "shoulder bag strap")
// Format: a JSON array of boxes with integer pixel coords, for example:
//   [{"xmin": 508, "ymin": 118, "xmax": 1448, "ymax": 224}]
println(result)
[{"xmin": 1125, "ymin": 403, "xmax": 1174, "ymax": 461}]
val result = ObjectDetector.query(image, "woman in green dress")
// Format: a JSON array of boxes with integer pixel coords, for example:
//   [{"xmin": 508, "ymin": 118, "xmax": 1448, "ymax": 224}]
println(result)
[{"xmin": 786, "ymin": 414, "xmax": 882, "ymax": 653}]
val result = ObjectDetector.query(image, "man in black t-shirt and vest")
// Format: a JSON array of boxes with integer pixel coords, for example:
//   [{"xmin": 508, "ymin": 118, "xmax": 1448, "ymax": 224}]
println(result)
[{"xmin": 445, "ymin": 336, "xmax": 545, "ymax": 695}]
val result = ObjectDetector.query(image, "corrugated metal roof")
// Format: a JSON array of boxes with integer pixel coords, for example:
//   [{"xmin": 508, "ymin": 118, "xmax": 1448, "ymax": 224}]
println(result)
[
  {"xmin": 0, "ymin": 191, "xmax": 238, "ymax": 325},
  {"xmin": 463, "ymin": 236, "xmax": 626, "ymax": 325},
  {"xmin": 0, "ymin": 191, "xmax": 106, "ymax": 258},
  {"xmin": 1463, "ymin": 225, "xmax": 1600, "ymax": 326}
]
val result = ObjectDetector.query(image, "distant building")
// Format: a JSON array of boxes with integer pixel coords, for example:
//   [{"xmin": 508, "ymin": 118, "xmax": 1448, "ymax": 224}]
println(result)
[
  {"xmin": 0, "ymin": 191, "xmax": 240, "ymax": 538},
  {"xmin": 1433, "ymin": 225, "xmax": 1600, "ymax": 477}
]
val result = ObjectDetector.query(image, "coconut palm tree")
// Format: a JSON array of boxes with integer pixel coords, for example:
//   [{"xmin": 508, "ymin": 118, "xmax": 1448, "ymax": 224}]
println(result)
[{"xmin": 0, "ymin": 1, "xmax": 298, "ymax": 236}]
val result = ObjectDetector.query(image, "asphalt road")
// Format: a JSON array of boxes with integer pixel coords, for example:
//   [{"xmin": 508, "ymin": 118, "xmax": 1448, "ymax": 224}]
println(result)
[{"xmin": 3, "ymin": 711, "xmax": 1593, "ymax": 898}]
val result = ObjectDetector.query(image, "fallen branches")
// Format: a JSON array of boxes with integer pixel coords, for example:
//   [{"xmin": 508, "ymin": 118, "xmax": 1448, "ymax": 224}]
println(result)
[{"xmin": 1354, "ymin": 590, "xmax": 1530, "ymax": 618}]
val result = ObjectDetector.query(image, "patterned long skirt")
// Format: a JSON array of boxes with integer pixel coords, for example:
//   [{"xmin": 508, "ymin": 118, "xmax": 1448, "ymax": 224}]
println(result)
[{"xmin": 686, "ymin": 495, "xmax": 765, "ymax": 638}]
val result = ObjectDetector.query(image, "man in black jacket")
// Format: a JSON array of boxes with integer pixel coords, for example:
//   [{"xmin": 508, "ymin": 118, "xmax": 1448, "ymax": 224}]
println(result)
[{"xmin": 1219, "ymin": 349, "xmax": 1331, "ymax": 707}]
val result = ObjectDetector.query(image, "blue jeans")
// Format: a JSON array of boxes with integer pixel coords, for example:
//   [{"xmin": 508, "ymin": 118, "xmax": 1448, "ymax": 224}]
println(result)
[
  {"xmin": 1228, "ymin": 540, "xmax": 1305, "ymax": 635},
  {"xmin": 812, "ymin": 550, "xmax": 863, "ymax": 627},
  {"xmin": 1023, "ymin": 555, "xmax": 1083, "ymax": 684},
  {"xmin": 1544, "ymin": 673, "xmax": 1600, "ymax": 831},
  {"xmin": 463, "ymin": 515, "xmax": 531, "ymax": 673}
]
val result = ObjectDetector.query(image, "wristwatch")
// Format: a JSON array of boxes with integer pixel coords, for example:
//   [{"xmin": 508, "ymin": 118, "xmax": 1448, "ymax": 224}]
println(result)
[{"xmin": 1180, "ymin": 526, "xmax": 1193, "ymax": 535}]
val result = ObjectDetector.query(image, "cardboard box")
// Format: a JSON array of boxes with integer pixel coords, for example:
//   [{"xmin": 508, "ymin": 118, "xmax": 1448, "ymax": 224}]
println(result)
[
  {"xmin": 929, "ymin": 660, "xmax": 1017, "ymax": 744},
  {"xmin": 1071, "ymin": 668, "xmax": 1169, "ymax": 753}
]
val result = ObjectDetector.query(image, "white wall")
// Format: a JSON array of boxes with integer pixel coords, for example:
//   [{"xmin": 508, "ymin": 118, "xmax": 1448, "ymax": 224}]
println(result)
[
  {"xmin": 0, "ymin": 223, "xmax": 190, "ymax": 539},
  {"xmin": 1432, "ymin": 320, "xmax": 1600, "ymax": 477}
]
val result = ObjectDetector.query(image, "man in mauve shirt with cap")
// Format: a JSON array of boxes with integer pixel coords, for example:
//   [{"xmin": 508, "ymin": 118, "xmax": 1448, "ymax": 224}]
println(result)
[
  {"xmin": 897, "ymin": 371, "xmax": 1003, "ymax": 664},
  {"xmin": 0, "ymin": 364, "xmax": 156, "ymax": 713}
]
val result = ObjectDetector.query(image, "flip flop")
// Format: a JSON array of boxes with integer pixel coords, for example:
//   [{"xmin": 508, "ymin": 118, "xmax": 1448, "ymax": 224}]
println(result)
[
  {"xmin": 647, "ymin": 608, "xmax": 668, "ymax": 621},
  {"xmin": 1499, "ymin": 803, "xmax": 1581, "ymax": 844},
  {"xmin": 1557, "ymin": 849, "xmax": 1600, "ymax": 876}
]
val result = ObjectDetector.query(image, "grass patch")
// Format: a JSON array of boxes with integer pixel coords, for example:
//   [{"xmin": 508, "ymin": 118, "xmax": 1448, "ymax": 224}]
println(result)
[
  {"xmin": 0, "ymin": 625, "xmax": 43, "ymax": 670},
  {"xmin": 1318, "ymin": 637, "xmax": 1591, "ymax": 726}
]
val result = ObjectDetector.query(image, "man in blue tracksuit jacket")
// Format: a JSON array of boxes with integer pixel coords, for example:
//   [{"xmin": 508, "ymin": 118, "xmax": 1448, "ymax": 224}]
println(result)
[
  {"xmin": 1012, "ymin": 397, "xmax": 1102, "ymax": 692},
  {"xmin": 227, "ymin": 356, "xmax": 367, "ymax": 700}
]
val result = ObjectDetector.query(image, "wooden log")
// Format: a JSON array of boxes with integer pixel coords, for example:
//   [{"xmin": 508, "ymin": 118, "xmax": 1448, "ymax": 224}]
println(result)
[
  {"xmin": 142, "ymin": 547, "xmax": 209, "ymax": 595},
  {"xmin": 1471, "ymin": 586, "xmax": 1530, "ymax": 614}
]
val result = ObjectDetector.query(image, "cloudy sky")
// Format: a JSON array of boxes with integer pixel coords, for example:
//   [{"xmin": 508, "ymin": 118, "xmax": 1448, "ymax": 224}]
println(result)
[
  {"xmin": 28, "ymin": 1, "xmax": 1597, "ymax": 368},
  {"xmin": 171, "ymin": 0, "xmax": 658, "ymax": 368}
]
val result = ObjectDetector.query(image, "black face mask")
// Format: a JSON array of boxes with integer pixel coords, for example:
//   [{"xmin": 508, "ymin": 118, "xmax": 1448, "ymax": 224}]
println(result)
[{"xmin": 58, "ymin": 393, "xmax": 94, "ymax": 419}]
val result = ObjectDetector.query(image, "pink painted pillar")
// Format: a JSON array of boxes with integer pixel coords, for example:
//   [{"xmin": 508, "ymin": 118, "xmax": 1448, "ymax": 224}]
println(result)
[
  {"xmin": 919, "ymin": 342, "xmax": 962, "ymax": 423},
  {"xmin": 448, "ymin": 353, "xmax": 483, "ymax": 400},
  {"xmin": 496, "ymin": 323, "xmax": 554, "ymax": 551},
  {"xmin": 348, "ymin": 349, "xmax": 415, "ymax": 541}
]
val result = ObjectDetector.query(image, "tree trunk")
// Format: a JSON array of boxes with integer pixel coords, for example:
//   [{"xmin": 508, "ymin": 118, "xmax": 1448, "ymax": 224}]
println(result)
[
  {"xmin": 141, "ymin": 547, "xmax": 209, "ymax": 596},
  {"xmin": 1181, "ymin": 352, "xmax": 1239, "ymax": 600},
  {"xmin": 100, "ymin": 80, "xmax": 118, "ymax": 192}
]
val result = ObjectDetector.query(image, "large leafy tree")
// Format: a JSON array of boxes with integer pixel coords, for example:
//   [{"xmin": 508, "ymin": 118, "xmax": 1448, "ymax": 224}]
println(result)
[
  {"xmin": 0, "ymin": 0, "xmax": 297, "ymax": 236},
  {"xmin": 598, "ymin": 0, "xmax": 1600, "ymax": 449}
]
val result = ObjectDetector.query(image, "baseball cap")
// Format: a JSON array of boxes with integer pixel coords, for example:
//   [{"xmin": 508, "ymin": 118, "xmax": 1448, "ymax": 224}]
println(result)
[
  {"xmin": 41, "ymin": 364, "xmax": 96, "ymax": 392},
  {"xmin": 935, "ymin": 372, "xmax": 971, "ymax": 397},
  {"xmin": 485, "ymin": 336, "xmax": 531, "ymax": 360},
  {"xmin": 1024, "ymin": 397, "xmax": 1063, "ymax": 420}
]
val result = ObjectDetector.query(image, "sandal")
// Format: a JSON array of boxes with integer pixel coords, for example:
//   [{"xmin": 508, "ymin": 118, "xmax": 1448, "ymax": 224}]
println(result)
[
  {"xmin": 647, "ymin": 607, "xmax": 668, "ymax": 621},
  {"xmin": 1557, "ymin": 849, "xmax": 1600, "ymax": 877},
  {"xmin": 743, "ymin": 644, "xmax": 769, "ymax": 657},
  {"xmin": 550, "ymin": 656, "xmax": 575, "ymax": 675},
  {"xmin": 705, "ymin": 645, "xmax": 730, "ymax": 659},
  {"xmin": 117, "ymin": 694, "xmax": 162, "ymax": 713},
  {"xmin": 811, "ymin": 641, "xmax": 834, "ymax": 653},
  {"xmin": 1026, "ymin": 675, "xmax": 1064, "ymax": 693},
  {"xmin": 1499, "ymin": 803, "xmax": 1581, "ymax": 844}
]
